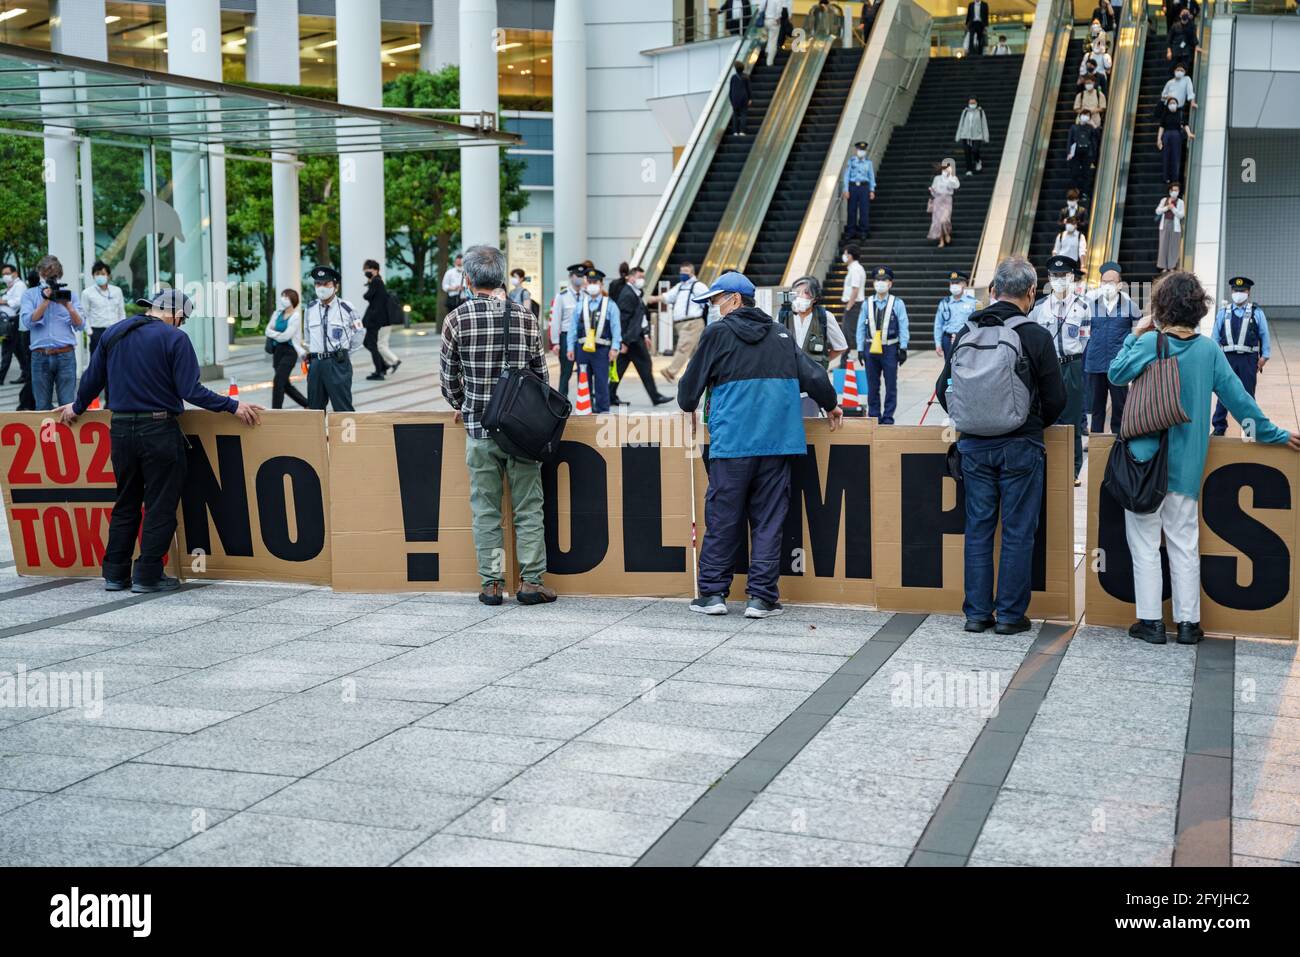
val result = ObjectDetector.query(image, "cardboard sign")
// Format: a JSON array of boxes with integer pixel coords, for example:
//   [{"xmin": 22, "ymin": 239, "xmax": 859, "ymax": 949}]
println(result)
[
  {"xmin": 870, "ymin": 426, "xmax": 1075, "ymax": 621},
  {"xmin": 692, "ymin": 419, "xmax": 876, "ymax": 606},
  {"xmin": 327, "ymin": 412, "xmax": 488, "ymax": 593},
  {"xmin": 1086, "ymin": 434, "xmax": 1300, "ymax": 639},
  {"xmin": 176, "ymin": 411, "xmax": 332, "ymax": 585},
  {"xmin": 0, "ymin": 412, "xmax": 126, "ymax": 577}
]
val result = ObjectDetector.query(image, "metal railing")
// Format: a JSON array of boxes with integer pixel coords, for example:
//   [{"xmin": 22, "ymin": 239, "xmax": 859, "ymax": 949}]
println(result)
[
  {"xmin": 699, "ymin": 4, "xmax": 844, "ymax": 281},
  {"xmin": 1178, "ymin": 18, "xmax": 1214, "ymax": 269},
  {"xmin": 631, "ymin": 18, "xmax": 764, "ymax": 291},
  {"xmin": 927, "ymin": 15, "xmax": 1033, "ymax": 57},
  {"xmin": 1084, "ymin": 0, "xmax": 1150, "ymax": 285}
]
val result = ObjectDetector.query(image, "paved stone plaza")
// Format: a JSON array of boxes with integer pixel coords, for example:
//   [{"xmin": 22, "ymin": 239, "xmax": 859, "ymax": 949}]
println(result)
[{"xmin": 0, "ymin": 327, "xmax": 1298, "ymax": 867}]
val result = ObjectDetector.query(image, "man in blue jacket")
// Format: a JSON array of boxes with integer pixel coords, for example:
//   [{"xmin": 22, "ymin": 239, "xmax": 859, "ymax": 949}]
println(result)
[{"xmin": 678, "ymin": 272, "xmax": 843, "ymax": 619}]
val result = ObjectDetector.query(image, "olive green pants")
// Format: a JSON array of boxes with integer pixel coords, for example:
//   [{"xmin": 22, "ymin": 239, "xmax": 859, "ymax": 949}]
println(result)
[{"xmin": 465, "ymin": 436, "xmax": 547, "ymax": 587}]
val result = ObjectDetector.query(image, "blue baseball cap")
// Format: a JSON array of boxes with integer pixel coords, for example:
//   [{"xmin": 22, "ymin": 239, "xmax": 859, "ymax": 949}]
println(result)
[{"xmin": 691, "ymin": 271, "xmax": 756, "ymax": 304}]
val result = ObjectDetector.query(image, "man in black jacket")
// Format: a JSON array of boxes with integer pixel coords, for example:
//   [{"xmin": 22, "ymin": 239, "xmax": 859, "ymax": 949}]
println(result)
[
  {"xmin": 936, "ymin": 256, "xmax": 1067, "ymax": 635},
  {"xmin": 361, "ymin": 258, "xmax": 392, "ymax": 381},
  {"xmin": 609, "ymin": 265, "xmax": 672, "ymax": 407},
  {"xmin": 728, "ymin": 62, "xmax": 751, "ymax": 136}
]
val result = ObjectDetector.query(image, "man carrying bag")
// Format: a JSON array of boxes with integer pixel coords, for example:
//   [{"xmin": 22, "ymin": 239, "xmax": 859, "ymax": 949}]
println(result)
[{"xmin": 440, "ymin": 245, "xmax": 567, "ymax": 607}]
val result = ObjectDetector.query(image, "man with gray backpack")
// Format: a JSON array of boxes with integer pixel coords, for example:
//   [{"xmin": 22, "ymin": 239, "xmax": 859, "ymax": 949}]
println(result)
[{"xmin": 936, "ymin": 256, "xmax": 1066, "ymax": 635}]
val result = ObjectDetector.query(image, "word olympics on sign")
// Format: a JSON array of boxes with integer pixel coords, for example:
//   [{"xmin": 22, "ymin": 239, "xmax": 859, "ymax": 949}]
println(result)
[{"xmin": 0, "ymin": 413, "xmax": 1295, "ymax": 639}]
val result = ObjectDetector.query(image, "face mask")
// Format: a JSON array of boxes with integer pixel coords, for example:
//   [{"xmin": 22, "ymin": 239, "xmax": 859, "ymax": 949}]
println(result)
[
  {"xmin": 570, "ymin": 275, "xmax": 582, "ymax": 289},
  {"xmin": 1170, "ymin": 190, "xmax": 1179, "ymax": 199},
  {"xmin": 1232, "ymin": 292, "xmax": 1248, "ymax": 305},
  {"xmin": 949, "ymin": 284, "xmax": 964, "ymax": 298},
  {"xmin": 1067, "ymin": 201, "xmax": 1078, "ymax": 210},
  {"xmin": 1051, "ymin": 277, "xmax": 1070, "ymax": 294},
  {"xmin": 791, "ymin": 296, "xmax": 812, "ymax": 314},
  {"xmin": 1102, "ymin": 282, "xmax": 1118, "ymax": 300},
  {"xmin": 1085, "ymin": 83, "xmax": 1094, "ymax": 91},
  {"xmin": 967, "ymin": 103, "xmax": 977, "ymax": 110},
  {"xmin": 873, "ymin": 281, "xmax": 890, "ymax": 295},
  {"xmin": 679, "ymin": 273, "xmax": 691, "ymax": 284},
  {"xmin": 634, "ymin": 278, "xmax": 646, "ymax": 290},
  {"xmin": 1, "ymin": 275, "xmax": 10, "ymax": 285},
  {"xmin": 94, "ymin": 275, "xmax": 108, "ymax": 287},
  {"xmin": 1168, "ymin": 103, "xmax": 1178, "ymax": 111},
  {"xmin": 842, "ymin": 253, "xmax": 850, "ymax": 264},
  {"xmin": 1078, "ymin": 116, "xmax": 1089, "ymax": 125},
  {"xmin": 708, "ymin": 304, "xmax": 722, "ymax": 323},
  {"xmin": 1065, "ymin": 224, "xmax": 1076, "ymax": 234},
  {"xmin": 510, "ymin": 276, "xmax": 522, "ymax": 287},
  {"xmin": 585, "ymin": 284, "xmax": 601, "ymax": 297},
  {"xmin": 364, "ymin": 270, "xmax": 375, "ymax": 279},
  {"xmin": 279, "ymin": 296, "xmax": 291, "ymax": 309},
  {"xmin": 856, "ymin": 149, "xmax": 866, "ymax": 159},
  {"xmin": 315, "ymin": 285, "xmax": 334, "ymax": 301},
  {"xmin": 1175, "ymin": 70, "xmax": 1185, "ymax": 79}
]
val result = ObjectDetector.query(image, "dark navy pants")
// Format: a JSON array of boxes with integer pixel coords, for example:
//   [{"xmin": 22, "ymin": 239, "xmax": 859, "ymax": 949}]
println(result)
[
  {"xmin": 865, "ymin": 343, "xmax": 899, "ymax": 424},
  {"xmin": 698, "ymin": 455, "xmax": 791, "ymax": 604},
  {"xmin": 1212, "ymin": 351, "xmax": 1258, "ymax": 434},
  {"xmin": 846, "ymin": 184, "xmax": 871, "ymax": 238}
]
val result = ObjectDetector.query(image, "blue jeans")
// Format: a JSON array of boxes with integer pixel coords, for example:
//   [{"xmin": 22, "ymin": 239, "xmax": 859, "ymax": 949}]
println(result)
[
  {"xmin": 31, "ymin": 349, "xmax": 76, "ymax": 410},
  {"xmin": 960, "ymin": 437, "xmax": 1045, "ymax": 622}
]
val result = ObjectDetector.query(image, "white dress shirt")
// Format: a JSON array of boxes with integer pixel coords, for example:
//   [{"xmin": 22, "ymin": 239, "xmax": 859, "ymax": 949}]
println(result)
[
  {"xmin": 80, "ymin": 282, "xmax": 127, "ymax": 329},
  {"xmin": 842, "ymin": 260, "xmax": 867, "ymax": 304}
]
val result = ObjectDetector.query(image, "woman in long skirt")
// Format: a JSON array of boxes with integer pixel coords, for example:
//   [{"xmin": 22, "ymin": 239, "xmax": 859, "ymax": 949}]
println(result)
[
  {"xmin": 927, "ymin": 158, "xmax": 960, "ymax": 247},
  {"xmin": 1155, "ymin": 184, "xmax": 1184, "ymax": 272}
]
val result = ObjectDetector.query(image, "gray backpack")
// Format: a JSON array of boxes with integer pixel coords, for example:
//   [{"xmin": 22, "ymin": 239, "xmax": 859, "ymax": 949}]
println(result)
[{"xmin": 946, "ymin": 315, "xmax": 1036, "ymax": 436}]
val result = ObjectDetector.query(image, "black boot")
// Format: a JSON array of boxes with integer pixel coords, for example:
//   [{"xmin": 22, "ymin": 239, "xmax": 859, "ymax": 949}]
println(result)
[
  {"xmin": 1176, "ymin": 621, "xmax": 1204, "ymax": 645},
  {"xmin": 964, "ymin": 618, "xmax": 995, "ymax": 633},
  {"xmin": 1129, "ymin": 619, "xmax": 1167, "ymax": 644}
]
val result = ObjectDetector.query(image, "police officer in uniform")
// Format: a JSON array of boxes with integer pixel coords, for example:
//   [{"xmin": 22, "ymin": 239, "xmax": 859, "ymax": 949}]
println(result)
[
  {"xmin": 841, "ymin": 141, "xmax": 876, "ymax": 241},
  {"xmin": 1029, "ymin": 255, "xmax": 1089, "ymax": 482},
  {"xmin": 302, "ymin": 265, "xmax": 364, "ymax": 412},
  {"xmin": 56, "ymin": 290, "xmax": 261, "ymax": 593},
  {"xmin": 933, "ymin": 270, "xmax": 980, "ymax": 361},
  {"xmin": 1211, "ymin": 276, "xmax": 1271, "ymax": 436},
  {"xmin": 855, "ymin": 266, "xmax": 909, "ymax": 425},
  {"xmin": 566, "ymin": 267, "xmax": 622, "ymax": 414},
  {"xmin": 548, "ymin": 262, "xmax": 586, "ymax": 396},
  {"xmin": 1084, "ymin": 260, "xmax": 1141, "ymax": 433},
  {"xmin": 780, "ymin": 276, "xmax": 847, "ymax": 416}
]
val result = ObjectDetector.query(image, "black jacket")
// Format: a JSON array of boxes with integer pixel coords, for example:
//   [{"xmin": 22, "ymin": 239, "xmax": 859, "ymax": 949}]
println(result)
[
  {"xmin": 613, "ymin": 281, "xmax": 648, "ymax": 342},
  {"xmin": 936, "ymin": 299, "xmax": 1067, "ymax": 442},
  {"xmin": 362, "ymin": 276, "xmax": 392, "ymax": 329},
  {"xmin": 729, "ymin": 72, "xmax": 751, "ymax": 108},
  {"xmin": 966, "ymin": 1, "xmax": 987, "ymax": 27}
]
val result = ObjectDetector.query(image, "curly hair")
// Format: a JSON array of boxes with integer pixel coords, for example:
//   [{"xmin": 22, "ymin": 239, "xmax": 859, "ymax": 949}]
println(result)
[{"xmin": 1150, "ymin": 270, "xmax": 1210, "ymax": 330}]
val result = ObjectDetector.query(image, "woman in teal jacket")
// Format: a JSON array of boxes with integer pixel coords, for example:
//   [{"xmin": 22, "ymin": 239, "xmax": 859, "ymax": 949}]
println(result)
[{"xmin": 1108, "ymin": 271, "xmax": 1299, "ymax": 645}]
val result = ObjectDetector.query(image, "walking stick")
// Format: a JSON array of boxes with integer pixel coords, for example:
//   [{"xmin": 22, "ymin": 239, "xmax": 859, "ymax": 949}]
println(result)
[{"xmin": 918, "ymin": 388, "xmax": 939, "ymax": 425}]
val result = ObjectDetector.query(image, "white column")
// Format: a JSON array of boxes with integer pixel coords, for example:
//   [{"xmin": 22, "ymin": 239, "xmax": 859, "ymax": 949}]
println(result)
[
  {"xmin": 432, "ymin": 0, "xmax": 460, "ymax": 71},
  {"xmin": 459, "ymin": 0, "xmax": 500, "ymax": 249},
  {"xmin": 248, "ymin": 0, "xmax": 303, "ymax": 303},
  {"xmin": 167, "ymin": 0, "xmax": 227, "ymax": 366},
  {"xmin": 553, "ymin": 0, "xmax": 587, "ymax": 273},
  {"xmin": 336, "ymin": 0, "xmax": 386, "ymax": 302}
]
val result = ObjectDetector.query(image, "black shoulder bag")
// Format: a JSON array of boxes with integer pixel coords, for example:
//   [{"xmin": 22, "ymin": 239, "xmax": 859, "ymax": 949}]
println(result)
[{"xmin": 481, "ymin": 300, "xmax": 571, "ymax": 462}]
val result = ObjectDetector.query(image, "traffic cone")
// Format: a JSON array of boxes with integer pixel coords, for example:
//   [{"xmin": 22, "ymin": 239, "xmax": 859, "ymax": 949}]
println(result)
[
  {"xmin": 575, "ymin": 369, "xmax": 592, "ymax": 415},
  {"xmin": 840, "ymin": 355, "xmax": 860, "ymax": 410},
  {"xmin": 87, "ymin": 396, "xmax": 101, "ymax": 410},
  {"xmin": 227, "ymin": 377, "xmax": 239, "ymax": 398}
]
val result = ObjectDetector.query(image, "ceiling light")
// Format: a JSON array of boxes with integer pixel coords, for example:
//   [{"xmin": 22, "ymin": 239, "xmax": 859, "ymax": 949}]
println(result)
[
  {"xmin": 104, "ymin": 15, "xmax": 120, "ymax": 24},
  {"xmin": 317, "ymin": 39, "xmax": 337, "ymax": 49},
  {"xmin": 0, "ymin": 9, "xmax": 27, "ymax": 23},
  {"xmin": 382, "ymin": 42, "xmax": 421, "ymax": 56},
  {"xmin": 495, "ymin": 41, "xmax": 522, "ymax": 52}
]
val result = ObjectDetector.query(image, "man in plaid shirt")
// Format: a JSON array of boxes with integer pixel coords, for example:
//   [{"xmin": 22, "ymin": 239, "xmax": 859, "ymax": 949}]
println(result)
[{"xmin": 440, "ymin": 244, "xmax": 556, "ymax": 607}]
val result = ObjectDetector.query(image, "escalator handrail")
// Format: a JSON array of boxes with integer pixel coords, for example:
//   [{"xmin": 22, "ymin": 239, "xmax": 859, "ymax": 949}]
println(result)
[
  {"xmin": 699, "ymin": 6, "xmax": 843, "ymax": 282},
  {"xmin": 971, "ymin": 0, "xmax": 1075, "ymax": 282},
  {"xmin": 1084, "ymin": 0, "xmax": 1149, "ymax": 286},
  {"xmin": 631, "ymin": 18, "xmax": 765, "ymax": 292},
  {"xmin": 1178, "ymin": 18, "xmax": 1214, "ymax": 270}
]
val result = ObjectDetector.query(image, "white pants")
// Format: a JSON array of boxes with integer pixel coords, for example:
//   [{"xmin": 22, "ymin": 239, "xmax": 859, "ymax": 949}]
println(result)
[
  {"xmin": 766, "ymin": 25, "xmax": 780, "ymax": 65},
  {"xmin": 1124, "ymin": 491, "xmax": 1201, "ymax": 623},
  {"xmin": 377, "ymin": 325, "xmax": 399, "ymax": 366}
]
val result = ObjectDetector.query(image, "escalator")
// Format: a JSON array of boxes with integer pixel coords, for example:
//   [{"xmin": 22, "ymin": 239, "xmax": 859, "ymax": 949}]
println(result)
[
  {"xmin": 744, "ymin": 47, "xmax": 865, "ymax": 287},
  {"xmin": 660, "ymin": 50, "xmax": 792, "ymax": 277},
  {"xmin": 1115, "ymin": 30, "xmax": 1172, "ymax": 290},
  {"xmin": 1027, "ymin": 29, "xmax": 1090, "ymax": 276},
  {"xmin": 820, "ymin": 54, "xmax": 1024, "ymax": 345}
]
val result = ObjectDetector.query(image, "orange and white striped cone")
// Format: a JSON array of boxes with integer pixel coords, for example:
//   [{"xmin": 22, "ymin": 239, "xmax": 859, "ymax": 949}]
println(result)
[
  {"xmin": 840, "ymin": 355, "xmax": 860, "ymax": 410},
  {"xmin": 575, "ymin": 369, "xmax": 592, "ymax": 415},
  {"xmin": 87, "ymin": 396, "xmax": 101, "ymax": 410},
  {"xmin": 227, "ymin": 377, "xmax": 239, "ymax": 398}
]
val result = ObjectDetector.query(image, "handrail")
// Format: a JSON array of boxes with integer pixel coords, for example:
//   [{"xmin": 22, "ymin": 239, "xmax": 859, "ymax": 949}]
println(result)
[
  {"xmin": 971, "ymin": 0, "xmax": 1074, "ymax": 287},
  {"xmin": 1084, "ymin": 0, "xmax": 1149, "ymax": 286},
  {"xmin": 1179, "ymin": 20, "xmax": 1213, "ymax": 270},
  {"xmin": 699, "ymin": 5, "xmax": 843, "ymax": 282},
  {"xmin": 783, "ymin": 0, "xmax": 932, "ymax": 288},
  {"xmin": 631, "ymin": 18, "xmax": 764, "ymax": 291}
]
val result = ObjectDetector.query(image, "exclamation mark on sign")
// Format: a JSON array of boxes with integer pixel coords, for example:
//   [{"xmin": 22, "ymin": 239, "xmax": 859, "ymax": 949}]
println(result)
[{"xmin": 393, "ymin": 423, "xmax": 443, "ymax": 581}]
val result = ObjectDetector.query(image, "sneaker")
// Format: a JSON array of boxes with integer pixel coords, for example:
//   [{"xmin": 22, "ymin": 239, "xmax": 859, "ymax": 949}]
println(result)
[
  {"xmin": 387, "ymin": 360, "xmax": 402, "ymax": 373},
  {"xmin": 689, "ymin": 595, "xmax": 728, "ymax": 616},
  {"xmin": 994, "ymin": 616, "xmax": 1032, "ymax": 635},
  {"xmin": 479, "ymin": 581, "xmax": 504, "ymax": 606},
  {"xmin": 1129, "ymin": 619, "xmax": 1167, "ymax": 644},
  {"xmin": 1176, "ymin": 621, "xmax": 1204, "ymax": 645},
  {"xmin": 976, "ymin": 161, "xmax": 983, "ymax": 172},
  {"xmin": 516, "ymin": 582, "xmax": 558, "ymax": 605},
  {"xmin": 744, "ymin": 598, "xmax": 784, "ymax": 619},
  {"xmin": 964, "ymin": 617, "xmax": 995, "ymax": 633},
  {"xmin": 131, "ymin": 575, "xmax": 181, "ymax": 594},
  {"xmin": 104, "ymin": 578, "xmax": 131, "ymax": 592}
]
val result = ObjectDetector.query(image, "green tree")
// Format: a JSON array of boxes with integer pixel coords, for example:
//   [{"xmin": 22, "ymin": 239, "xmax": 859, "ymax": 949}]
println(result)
[
  {"xmin": 299, "ymin": 154, "xmax": 340, "ymax": 270},
  {"xmin": 0, "ymin": 132, "xmax": 48, "ymax": 273},
  {"xmin": 225, "ymin": 155, "xmax": 275, "ymax": 313}
]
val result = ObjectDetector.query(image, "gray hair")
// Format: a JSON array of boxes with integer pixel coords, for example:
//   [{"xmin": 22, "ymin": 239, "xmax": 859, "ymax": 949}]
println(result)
[
  {"xmin": 462, "ymin": 245, "xmax": 506, "ymax": 291},
  {"xmin": 991, "ymin": 255, "xmax": 1037, "ymax": 301},
  {"xmin": 36, "ymin": 254, "xmax": 62, "ymax": 278}
]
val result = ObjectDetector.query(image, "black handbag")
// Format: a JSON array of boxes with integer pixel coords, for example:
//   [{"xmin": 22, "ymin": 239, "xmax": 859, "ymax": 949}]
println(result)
[
  {"xmin": 1102, "ymin": 432, "xmax": 1169, "ymax": 515},
  {"xmin": 481, "ymin": 299, "xmax": 571, "ymax": 462}
]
